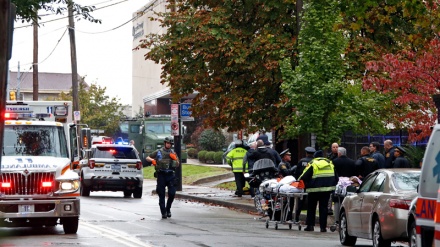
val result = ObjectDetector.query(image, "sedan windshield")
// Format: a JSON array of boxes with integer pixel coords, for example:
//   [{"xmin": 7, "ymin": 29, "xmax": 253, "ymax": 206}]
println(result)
[{"xmin": 392, "ymin": 172, "xmax": 420, "ymax": 190}]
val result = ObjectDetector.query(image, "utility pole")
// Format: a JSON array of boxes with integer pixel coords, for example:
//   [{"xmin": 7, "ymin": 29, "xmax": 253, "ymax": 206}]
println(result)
[
  {"xmin": 0, "ymin": 0, "xmax": 16, "ymax": 171},
  {"xmin": 32, "ymin": 18, "xmax": 38, "ymax": 100},
  {"xmin": 68, "ymin": 0, "xmax": 79, "ymax": 112}
]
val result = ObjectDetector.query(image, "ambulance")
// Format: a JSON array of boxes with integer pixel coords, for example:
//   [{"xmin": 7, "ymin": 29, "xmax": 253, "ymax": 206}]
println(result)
[
  {"xmin": 415, "ymin": 123, "xmax": 440, "ymax": 246},
  {"xmin": 0, "ymin": 101, "xmax": 87, "ymax": 234}
]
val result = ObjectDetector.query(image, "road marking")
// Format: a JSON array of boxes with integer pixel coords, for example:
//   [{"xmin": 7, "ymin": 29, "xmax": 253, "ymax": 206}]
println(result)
[{"xmin": 81, "ymin": 221, "xmax": 154, "ymax": 247}]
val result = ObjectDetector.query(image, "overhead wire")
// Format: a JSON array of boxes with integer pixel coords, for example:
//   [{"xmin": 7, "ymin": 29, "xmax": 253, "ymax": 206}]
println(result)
[{"xmin": 14, "ymin": 0, "xmax": 130, "ymax": 29}]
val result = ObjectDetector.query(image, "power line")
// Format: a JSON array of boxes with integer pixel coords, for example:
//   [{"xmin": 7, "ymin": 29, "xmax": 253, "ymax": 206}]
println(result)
[
  {"xmin": 73, "ymin": 0, "xmax": 159, "ymax": 34},
  {"xmin": 14, "ymin": 0, "xmax": 130, "ymax": 29}
]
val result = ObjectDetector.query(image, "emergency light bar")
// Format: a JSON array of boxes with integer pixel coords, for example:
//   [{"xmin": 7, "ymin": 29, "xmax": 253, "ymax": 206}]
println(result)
[{"xmin": 4, "ymin": 112, "xmax": 51, "ymax": 120}]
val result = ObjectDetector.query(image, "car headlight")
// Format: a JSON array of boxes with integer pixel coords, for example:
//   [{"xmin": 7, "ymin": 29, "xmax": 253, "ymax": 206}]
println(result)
[{"xmin": 56, "ymin": 180, "xmax": 80, "ymax": 194}]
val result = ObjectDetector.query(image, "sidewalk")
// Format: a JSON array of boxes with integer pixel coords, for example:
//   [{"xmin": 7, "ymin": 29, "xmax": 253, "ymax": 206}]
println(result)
[{"xmin": 152, "ymin": 159, "xmax": 336, "ymax": 228}]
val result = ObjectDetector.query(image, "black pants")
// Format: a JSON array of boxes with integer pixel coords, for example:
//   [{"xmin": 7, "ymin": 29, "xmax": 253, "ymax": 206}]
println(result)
[
  {"xmin": 234, "ymin": 172, "xmax": 245, "ymax": 195},
  {"xmin": 306, "ymin": 191, "xmax": 331, "ymax": 229},
  {"xmin": 156, "ymin": 171, "xmax": 176, "ymax": 215}
]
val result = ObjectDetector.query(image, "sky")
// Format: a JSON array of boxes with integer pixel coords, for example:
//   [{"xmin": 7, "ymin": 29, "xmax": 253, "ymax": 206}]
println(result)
[{"xmin": 9, "ymin": 0, "xmax": 147, "ymax": 104}]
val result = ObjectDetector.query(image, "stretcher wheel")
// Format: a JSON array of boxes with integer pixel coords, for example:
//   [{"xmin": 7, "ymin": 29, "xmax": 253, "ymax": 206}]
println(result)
[
  {"xmin": 289, "ymin": 224, "xmax": 292, "ymax": 229},
  {"xmin": 275, "ymin": 222, "xmax": 278, "ymax": 230},
  {"xmin": 330, "ymin": 225, "xmax": 337, "ymax": 232},
  {"xmin": 266, "ymin": 220, "xmax": 269, "ymax": 229}
]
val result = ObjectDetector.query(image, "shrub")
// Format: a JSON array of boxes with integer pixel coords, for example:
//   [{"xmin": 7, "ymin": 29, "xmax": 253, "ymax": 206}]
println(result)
[
  {"xmin": 187, "ymin": 148, "xmax": 198, "ymax": 158},
  {"xmin": 205, "ymin": 151, "xmax": 215, "ymax": 163},
  {"xmin": 214, "ymin": 151, "xmax": 223, "ymax": 164},
  {"xmin": 198, "ymin": 129, "xmax": 226, "ymax": 151},
  {"xmin": 198, "ymin": 150, "xmax": 207, "ymax": 163}
]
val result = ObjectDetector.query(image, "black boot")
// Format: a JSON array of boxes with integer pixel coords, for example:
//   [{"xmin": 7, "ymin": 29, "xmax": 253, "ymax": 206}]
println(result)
[{"xmin": 304, "ymin": 226, "xmax": 314, "ymax": 231}]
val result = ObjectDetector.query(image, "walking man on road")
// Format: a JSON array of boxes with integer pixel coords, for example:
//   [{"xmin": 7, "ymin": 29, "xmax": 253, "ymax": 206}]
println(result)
[
  {"xmin": 146, "ymin": 137, "xmax": 180, "ymax": 219},
  {"xmin": 226, "ymin": 140, "xmax": 248, "ymax": 197}
]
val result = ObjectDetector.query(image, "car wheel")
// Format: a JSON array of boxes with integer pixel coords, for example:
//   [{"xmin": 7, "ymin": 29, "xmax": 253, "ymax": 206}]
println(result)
[
  {"xmin": 80, "ymin": 179, "xmax": 90, "ymax": 197},
  {"xmin": 62, "ymin": 216, "xmax": 79, "ymax": 234},
  {"xmin": 339, "ymin": 211, "xmax": 357, "ymax": 246},
  {"xmin": 123, "ymin": 191, "xmax": 132, "ymax": 198},
  {"xmin": 133, "ymin": 187, "xmax": 143, "ymax": 199},
  {"xmin": 409, "ymin": 221, "xmax": 417, "ymax": 247},
  {"xmin": 372, "ymin": 219, "xmax": 391, "ymax": 247}
]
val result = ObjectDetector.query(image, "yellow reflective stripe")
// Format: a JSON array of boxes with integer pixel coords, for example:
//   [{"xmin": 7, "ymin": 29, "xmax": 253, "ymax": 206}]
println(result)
[{"xmin": 307, "ymin": 186, "xmax": 336, "ymax": 192}]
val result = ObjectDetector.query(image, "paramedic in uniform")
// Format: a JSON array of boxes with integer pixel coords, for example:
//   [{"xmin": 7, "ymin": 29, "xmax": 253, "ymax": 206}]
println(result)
[{"xmin": 146, "ymin": 137, "xmax": 180, "ymax": 219}]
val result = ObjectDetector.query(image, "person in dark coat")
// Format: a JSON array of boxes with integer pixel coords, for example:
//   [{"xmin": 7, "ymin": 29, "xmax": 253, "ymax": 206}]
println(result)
[
  {"xmin": 248, "ymin": 140, "xmax": 279, "ymax": 165},
  {"xmin": 278, "ymin": 149, "xmax": 294, "ymax": 178},
  {"xmin": 243, "ymin": 141, "xmax": 257, "ymax": 197},
  {"xmin": 355, "ymin": 146, "xmax": 379, "ymax": 179},
  {"xmin": 369, "ymin": 141, "xmax": 386, "ymax": 169},
  {"xmin": 327, "ymin": 143, "xmax": 339, "ymax": 161},
  {"xmin": 295, "ymin": 147, "xmax": 316, "ymax": 180},
  {"xmin": 393, "ymin": 146, "xmax": 411, "ymax": 168},
  {"xmin": 293, "ymin": 146, "xmax": 315, "ymax": 223},
  {"xmin": 384, "ymin": 139, "xmax": 396, "ymax": 169},
  {"xmin": 332, "ymin": 147, "xmax": 356, "ymax": 178},
  {"xmin": 257, "ymin": 134, "xmax": 282, "ymax": 165}
]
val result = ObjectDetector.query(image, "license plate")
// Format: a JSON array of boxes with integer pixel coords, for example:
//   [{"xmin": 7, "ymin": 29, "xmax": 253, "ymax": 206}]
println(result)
[
  {"xmin": 111, "ymin": 164, "xmax": 121, "ymax": 171},
  {"xmin": 19, "ymin": 205, "xmax": 35, "ymax": 213}
]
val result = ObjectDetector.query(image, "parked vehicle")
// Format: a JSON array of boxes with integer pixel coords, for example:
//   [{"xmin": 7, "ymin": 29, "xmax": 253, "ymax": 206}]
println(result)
[
  {"xmin": 407, "ymin": 197, "xmax": 418, "ymax": 247},
  {"xmin": 339, "ymin": 169, "xmax": 420, "ymax": 247},
  {"xmin": 79, "ymin": 144, "xmax": 143, "ymax": 198}
]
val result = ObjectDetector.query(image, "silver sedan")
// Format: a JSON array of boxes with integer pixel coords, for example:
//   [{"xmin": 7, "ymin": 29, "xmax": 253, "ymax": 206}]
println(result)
[{"xmin": 339, "ymin": 168, "xmax": 420, "ymax": 247}]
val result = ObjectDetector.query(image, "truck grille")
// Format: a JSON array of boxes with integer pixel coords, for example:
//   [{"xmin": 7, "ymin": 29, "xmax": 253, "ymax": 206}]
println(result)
[{"xmin": 0, "ymin": 172, "xmax": 55, "ymax": 195}]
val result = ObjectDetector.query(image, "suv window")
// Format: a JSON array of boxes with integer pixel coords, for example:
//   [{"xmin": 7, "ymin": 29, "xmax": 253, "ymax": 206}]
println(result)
[{"xmin": 93, "ymin": 146, "xmax": 138, "ymax": 159}]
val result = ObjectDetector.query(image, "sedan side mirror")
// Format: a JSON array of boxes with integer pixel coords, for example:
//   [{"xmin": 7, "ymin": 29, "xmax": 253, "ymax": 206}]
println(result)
[{"xmin": 346, "ymin": 185, "xmax": 358, "ymax": 193}]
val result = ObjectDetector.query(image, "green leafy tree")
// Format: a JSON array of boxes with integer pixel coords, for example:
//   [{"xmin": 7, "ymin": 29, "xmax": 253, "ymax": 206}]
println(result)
[
  {"xmin": 198, "ymin": 129, "xmax": 225, "ymax": 151},
  {"xmin": 281, "ymin": 0, "xmax": 386, "ymax": 150},
  {"xmin": 56, "ymin": 77, "xmax": 125, "ymax": 136},
  {"xmin": 139, "ymin": 0, "xmax": 299, "ymax": 133}
]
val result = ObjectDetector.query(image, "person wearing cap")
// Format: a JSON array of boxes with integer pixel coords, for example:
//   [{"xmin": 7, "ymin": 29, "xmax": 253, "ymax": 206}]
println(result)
[
  {"xmin": 393, "ymin": 146, "xmax": 410, "ymax": 168},
  {"xmin": 298, "ymin": 155, "xmax": 337, "ymax": 232},
  {"xmin": 248, "ymin": 140, "xmax": 279, "ymax": 166},
  {"xmin": 278, "ymin": 149, "xmax": 294, "ymax": 178},
  {"xmin": 146, "ymin": 136, "xmax": 180, "ymax": 219},
  {"xmin": 243, "ymin": 141, "xmax": 258, "ymax": 198},
  {"xmin": 293, "ymin": 146, "xmax": 315, "ymax": 223},
  {"xmin": 257, "ymin": 133, "xmax": 282, "ymax": 165},
  {"xmin": 226, "ymin": 140, "xmax": 248, "ymax": 197}
]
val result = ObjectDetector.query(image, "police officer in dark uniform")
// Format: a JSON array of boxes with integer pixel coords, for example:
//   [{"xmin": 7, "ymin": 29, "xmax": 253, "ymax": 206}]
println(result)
[
  {"xmin": 295, "ymin": 147, "xmax": 315, "ymax": 179},
  {"xmin": 293, "ymin": 146, "xmax": 315, "ymax": 223},
  {"xmin": 393, "ymin": 146, "xmax": 410, "ymax": 168},
  {"xmin": 146, "ymin": 137, "xmax": 180, "ymax": 219},
  {"xmin": 355, "ymin": 146, "xmax": 379, "ymax": 179},
  {"xmin": 278, "ymin": 149, "xmax": 294, "ymax": 178}
]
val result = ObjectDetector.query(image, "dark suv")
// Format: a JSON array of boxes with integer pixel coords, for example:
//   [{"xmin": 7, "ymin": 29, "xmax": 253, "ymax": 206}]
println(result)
[{"xmin": 79, "ymin": 144, "xmax": 143, "ymax": 198}]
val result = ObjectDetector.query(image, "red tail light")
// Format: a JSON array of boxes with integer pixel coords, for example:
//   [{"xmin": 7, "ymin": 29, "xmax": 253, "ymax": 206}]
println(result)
[
  {"xmin": 136, "ymin": 161, "xmax": 142, "ymax": 170},
  {"xmin": 89, "ymin": 160, "xmax": 95, "ymax": 169},
  {"xmin": 389, "ymin": 199, "xmax": 411, "ymax": 210}
]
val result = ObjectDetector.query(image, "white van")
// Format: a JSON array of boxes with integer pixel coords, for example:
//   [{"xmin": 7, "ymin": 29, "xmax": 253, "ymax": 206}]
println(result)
[
  {"xmin": 415, "ymin": 124, "xmax": 440, "ymax": 247},
  {"xmin": 247, "ymin": 132, "xmax": 273, "ymax": 147}
]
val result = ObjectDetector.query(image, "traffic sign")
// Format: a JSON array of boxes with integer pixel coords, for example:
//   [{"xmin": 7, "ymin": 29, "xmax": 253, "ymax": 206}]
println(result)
[
  {"xmin": 180, "ymin": 103, "xmax": 194, "ymax": 121},
  {"xmin": 74, "ymin": 111, "xmax": 80, "ymax": 121}
]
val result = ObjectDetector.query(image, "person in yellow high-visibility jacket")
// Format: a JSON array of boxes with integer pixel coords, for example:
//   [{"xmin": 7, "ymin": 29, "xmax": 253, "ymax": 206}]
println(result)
[
  {"xmin": 299, "ymin": 152, "xmax": 338, "ymax": 232},
  {"xmin": 226, "ymin": 140, "xmax": 248, "ymax": 197}
]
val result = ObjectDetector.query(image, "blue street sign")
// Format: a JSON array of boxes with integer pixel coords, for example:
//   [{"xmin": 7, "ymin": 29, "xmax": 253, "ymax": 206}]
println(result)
[{"xmin": 180, "ymin": 103, "xmax": 194, "ymax": 121}]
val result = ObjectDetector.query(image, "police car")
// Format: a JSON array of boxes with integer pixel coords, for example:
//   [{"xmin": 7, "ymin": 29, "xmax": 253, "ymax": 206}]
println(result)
[{"xmin": 79, "ymin": 144, "xmax": 143, "ymax": 198}]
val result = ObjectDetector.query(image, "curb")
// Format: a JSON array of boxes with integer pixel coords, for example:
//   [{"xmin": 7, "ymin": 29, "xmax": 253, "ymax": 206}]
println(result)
[
  {"xmin": 191, "ymin": 173, "xmax": 234, "ymax": 185},
  {"xmin": 175, "ymin": 192, "xmax": 256, "ymax": 213}
]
